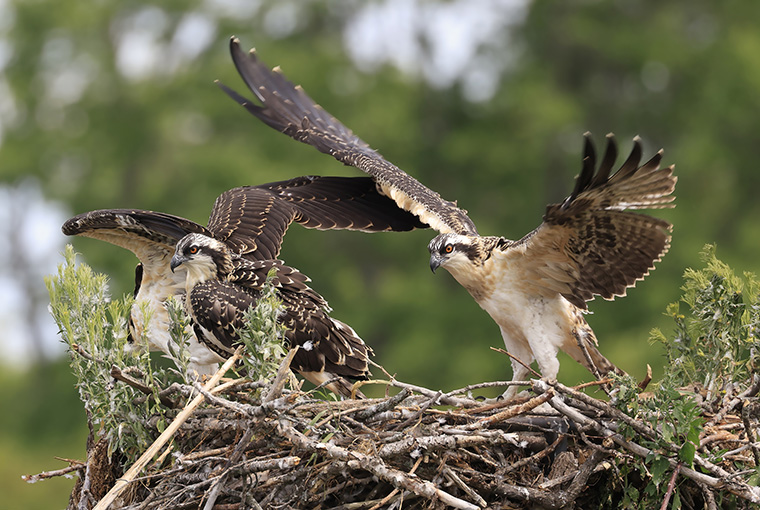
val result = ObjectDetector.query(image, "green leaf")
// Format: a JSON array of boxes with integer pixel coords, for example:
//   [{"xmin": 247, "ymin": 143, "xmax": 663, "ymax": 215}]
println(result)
[
  {"xmin": 679, "ymin": 441, "xmax": 696, "ymax": 466},
  {"xmin": 650, "ymin": 456, "xmax": 670, "ymax": 487}
]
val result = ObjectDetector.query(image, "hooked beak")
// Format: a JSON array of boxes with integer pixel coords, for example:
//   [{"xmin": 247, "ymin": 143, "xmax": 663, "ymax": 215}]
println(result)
[
  {"xmin": 429, "ymin": 253, "xmax": 443, "ymax": 274},
  {"xmin": 169, "ymin": 254, "xmax": 186, "ymax": 273}
]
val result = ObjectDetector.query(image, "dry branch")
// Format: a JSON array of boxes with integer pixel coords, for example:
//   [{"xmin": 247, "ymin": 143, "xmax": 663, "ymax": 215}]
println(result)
[{"xmin": 29, "ymin": 367, "xmax": 760, "ymax": 509}]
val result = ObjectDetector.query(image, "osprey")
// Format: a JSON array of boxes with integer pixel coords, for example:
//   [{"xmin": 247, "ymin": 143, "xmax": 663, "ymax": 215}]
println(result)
[
  {"xmin": 63, "ymin": 176, "xmax": 424, "ymax": 391},
  {"xmin": 169, "ymin": 232, "xmax": 370, "ymax": 397},
  {"xmin": 217, "ymin": 38, "xmax": 676, "ymax": 397}
]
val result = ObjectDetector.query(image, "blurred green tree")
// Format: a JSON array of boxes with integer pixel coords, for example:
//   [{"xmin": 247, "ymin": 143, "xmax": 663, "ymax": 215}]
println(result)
[{"xmin": 3, "ymin": 0, "xmax": 760, "ymax": 507}]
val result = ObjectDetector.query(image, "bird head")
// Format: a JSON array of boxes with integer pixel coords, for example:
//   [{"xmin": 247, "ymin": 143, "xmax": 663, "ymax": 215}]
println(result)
[
  {"xmin": 428, "ymin": 233, "xmax": 479, "ymax": 274},
  {"xmin": 170, "ymin": 233, "xmax": 233, "ymax": 283}
]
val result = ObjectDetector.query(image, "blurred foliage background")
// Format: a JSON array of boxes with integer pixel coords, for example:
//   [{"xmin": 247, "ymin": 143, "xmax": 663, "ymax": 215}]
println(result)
[{"xmin": 2, "ymin": 0, "xmax": 760, "ymax": 507}]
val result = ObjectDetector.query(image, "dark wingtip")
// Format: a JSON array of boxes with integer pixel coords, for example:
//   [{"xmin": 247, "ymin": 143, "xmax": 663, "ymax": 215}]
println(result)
[
  {"xmin": 616, "ymin": 135, "xmax": 643, "ymax": 178},
  {"xmin": 582, "ymin": 132, "xmax": 594, "ymax": 160},
  {"xmin": 228, "ymin": 35, "xmax": 255, "ymax": 65},
  {"xmin": 589, "ymin": 132, "xmax": 618, "ymax": 187},
  {"xmin": 61, "ymin": 215, "xmax": 85, "ymax": 236},
  {"xmin": 61, "ymin": 219, "xmax": 74, "ymax": 235},
  {"xmin": 568, "ymin": 133, "xmax": 596, "ymax": 204}
]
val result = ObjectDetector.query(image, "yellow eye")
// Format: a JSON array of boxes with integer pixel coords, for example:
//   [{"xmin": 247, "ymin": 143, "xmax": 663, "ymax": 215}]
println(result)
[
  {"xmin": 188, "ymin": 246, "xmax": 198, "ymax": 254},
  {"xmin": 444, "ymin": 245, "xmax": 453, "ymax": 254}
]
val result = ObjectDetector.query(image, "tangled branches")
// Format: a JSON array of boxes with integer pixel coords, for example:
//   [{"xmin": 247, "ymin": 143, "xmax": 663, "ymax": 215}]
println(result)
[{"xmin": 47, "ymin": 357, "xmax": 758, "ymax": 510}]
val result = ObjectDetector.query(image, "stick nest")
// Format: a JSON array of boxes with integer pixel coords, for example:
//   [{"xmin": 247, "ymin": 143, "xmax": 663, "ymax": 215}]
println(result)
[{"xmin": 60, "ymin": 363, "xmax": 760, "ymax": 510}]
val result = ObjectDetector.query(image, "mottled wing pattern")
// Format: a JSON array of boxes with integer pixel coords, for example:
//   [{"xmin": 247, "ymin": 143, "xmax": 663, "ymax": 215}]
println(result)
[
  {"xmin": 207, "ymin": 176, "xmax": 426, "ymax": 260},
  {"xmin": 62, "ymin": 208, "xmax": 211, "ymax": 279},
  {"xmin": 510, "ymin": 133, "xmax": 676, "ymax": 309},
  {"xmin": 188, "ymin": 258, "xmax": 372, "ymax": 381},
  {"xmin": 278, "ymin": 284, "xmax": 372, "ymax": 382},
  {"xmin": 217, "ymin": 37, "xmax": 478, "ymax": 236},
  {"xmin": 187, "ymin": 278, "xmax": 260, "ymax": 357}
]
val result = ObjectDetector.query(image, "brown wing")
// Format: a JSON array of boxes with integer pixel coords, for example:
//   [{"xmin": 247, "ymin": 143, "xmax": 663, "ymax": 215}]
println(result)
[
  {"xmin": 207, "ymin": 175, "xmax": 426, "ymax": 260},
  {"xmin": 62, "ymin": 209, "xmax": 211, "ymax": 285},
  {"xmin": 217, "ymin": 36, "xmax": 478, "ymax": 236},
  {"xmin": 510, "ymin": 133, "xmax": 676, "ymax": 309},
  {"xmin": 188, "ymin": 259, "xmax": 372, "ymax": 381}
]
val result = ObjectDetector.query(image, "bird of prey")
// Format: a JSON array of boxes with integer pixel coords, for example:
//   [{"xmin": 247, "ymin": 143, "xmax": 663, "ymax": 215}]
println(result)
[
  {"xmin": 217, "ymin": 37, "xmax": 677, "ymax": 396},
  {"xmin": 168, "ymin": 232, "xmax": 370, "ymax": 396},
  {"xmin": 63, "ymin": 176, "xmax": 424, "ymax": 394}
]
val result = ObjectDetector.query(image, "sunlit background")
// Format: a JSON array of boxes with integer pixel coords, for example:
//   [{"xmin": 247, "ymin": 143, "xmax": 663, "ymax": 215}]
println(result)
[{"xmin": 2, "ymin": 0, "xmax": 759, "ymax": 506}]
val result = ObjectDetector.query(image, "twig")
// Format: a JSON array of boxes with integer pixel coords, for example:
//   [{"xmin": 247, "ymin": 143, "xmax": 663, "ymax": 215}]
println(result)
[
  {"xmin": 503, "ymin": 435, "xmax": 564, "ymax": 475},
  {"xmin": 354, "ymin": 388, "xmax": 411, "ymax": 420},
  {"xmin": 490, "ymin": 347, "xmax": 541, "ymax": 377},
  {"xmin": 572, "ymin": 378, "xmax": 613, "ymax": 391},
  {"xmin": 201, "ymin": 426, "xmax": 254, "ymax": 510},
  {"xmin": 22, "ymin": 461, "xmax": 86, "ymax": 483},
  {"xmin": 110, "ymin": 365, "xmax": 177, "ymax": 408},
  {"xmin": 445, "ymin": 380, "xmax": 527, "ymax": 398},
  {"xmin": 466, "ymin": 389, "xmax": 554, "ymax": 430},
  {"xmin": 701, "ymin": 483, "xmax": 718, "ymax": 510},
  {"xmin": 377, "ymin": 432, "xmax": 513, "ymax": 459},
  {"xmin": 548, "ymin": 380, "xmax": 661, "ymax": 444},
  {"xmin": 263, "ymin": 346, "xmax": 299, "ymax": 403},
  {"xmin": 660, "ymin": 462, "xmax": 682, "ymax": 510},
  {"xmin": 739, "ymin": 373, "xmax": 760, "ymax": 399},
  {"xmin": 638, "ymin": 364, "xmax": 653, "ymax": 390},
  {"xmin": 443, "ymin": 467, "xmax": 487, "ymax": 508},
  {"xmin": 539, "ymin": 460, "xmax": 613, "ymax": 490},
  {"xmin": 563, "ymin": 449, "xmax": 608, "ymax": 505},
  {"xmin": 741, "ymin": 400, "xmax": 760, "ymax": 467},
  {"xmin": 71, "ymin": 343, "xmax": 104, "ymax": 364},
  {"xmin": 534, "ymin": 380, "xmax": 760, "ymax": 504},
  {"xmin": 381, "ymin": 379, "xmax": 477, "ymax": 407},
  {"xmin": 368, "ymin": 457, "xmax": 423, "ymax": 510},
  {"xmin": 277, "ymin": 418, "xmax": 480, "ymax": 510},
  {"xmin": 706, "ymin": 373, "xmax": 760, "ymax": 427},
  {"xmin": 93, "ymin": 347, "xmax": 244, "ymax": 510}
]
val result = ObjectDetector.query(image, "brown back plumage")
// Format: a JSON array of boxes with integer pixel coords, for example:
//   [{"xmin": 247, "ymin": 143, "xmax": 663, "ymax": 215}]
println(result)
[{"xmin": 187, "ymin": 257, "xmax": 373, "ymax": 384}]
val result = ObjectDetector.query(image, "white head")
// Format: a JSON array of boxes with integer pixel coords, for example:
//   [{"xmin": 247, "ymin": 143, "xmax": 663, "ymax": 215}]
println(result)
[
  {"xmin": 170, "ymin": 233, "xmax": 232, "ymax": 286},
  {"xmin": 428, "ymin": 233, "xmax": 481, "ymax": 276}
]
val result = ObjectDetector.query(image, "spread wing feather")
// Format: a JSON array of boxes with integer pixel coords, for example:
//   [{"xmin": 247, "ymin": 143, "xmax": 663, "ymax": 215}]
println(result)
[
  {"xmin": 512, "ymin": 133, "xmax": 676, "ymax": 309},
  {"xmin": 208, "ymin": 176, "xmax": 426, "ymax": 260},
  {"xmin": 62, "ymin": 209, "xmax": 211, "ymax": 284},
  {"xmin": 64, "ymin": 175, "xmax": 425, "ymax": 263},
  {"xmin": 218, "ymin": 37, "xmax": 478, "ymax": 237},
  {"xmin": 62, "ymin": 209, "xmax": 209, "ymax": 255}
]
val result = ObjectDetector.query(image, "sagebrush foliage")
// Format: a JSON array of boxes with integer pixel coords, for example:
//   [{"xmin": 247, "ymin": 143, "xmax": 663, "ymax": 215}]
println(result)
[
  {"xmin": 45, "ymin": 245, "xmax": 286, "ymax": 462},
  {"xmin": 606, "ymin": 245, "xmax": 760, "ymax": 509},
  {"xmin": 651, "ymin": 244, "xmax": 760, "ymax": 394},
  {"xmin": 235, "ymin": 271, "xmax": 288, "ymax": 381},
  {"xmin": 45, "ymin": 246, "xmax": 166, "ymax": 459}
]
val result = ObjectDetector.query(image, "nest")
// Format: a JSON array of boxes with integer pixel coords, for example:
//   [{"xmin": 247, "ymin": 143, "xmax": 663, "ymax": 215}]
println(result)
[{"xmin": 42, "ymin": 346, "xmax": 758, "ymax": 510}]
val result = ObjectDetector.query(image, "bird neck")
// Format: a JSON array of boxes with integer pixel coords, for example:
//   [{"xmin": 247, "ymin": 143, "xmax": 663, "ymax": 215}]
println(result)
[
  {"xmin": 444, "ymin": 258, "xmax": 490, "ymax": 301},
  {"xmin": 184, "ymin": 257, "xmax": 222, "ymax": 289}
]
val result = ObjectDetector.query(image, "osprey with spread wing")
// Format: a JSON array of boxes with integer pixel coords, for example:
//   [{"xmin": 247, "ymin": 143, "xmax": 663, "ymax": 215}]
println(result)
[
  {"xmin": 218, "ymin": 38, "xmax": 676, "ymax": 397},
  {"xmin": 63, "ymin": 176, "xmax": 424, "ymax": 396}
]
